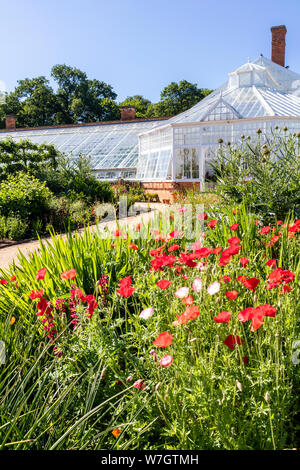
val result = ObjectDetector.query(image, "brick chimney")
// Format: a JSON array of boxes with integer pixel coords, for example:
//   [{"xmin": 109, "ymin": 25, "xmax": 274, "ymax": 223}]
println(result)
[
  {"xmin": 271, "ymin": 25, "xmax": 287, "ymax": 67},
  {"xmin": 5, "ymin": 115, "xmax": 16, "ymax": 130},
  {"xmin": 120, "ymin": 106, "xmax": 135, "ymax": 121}
]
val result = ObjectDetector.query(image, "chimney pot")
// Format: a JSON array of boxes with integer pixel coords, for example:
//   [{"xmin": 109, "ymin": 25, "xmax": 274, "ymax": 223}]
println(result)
[
  {"xmin": 271, "ymin": 25, "xmax": 287, "ymax": 67},
  {"xmin": 120, "ymin": 106, "xmax": 135, "ymax": 121},
  {"xmin": 5, "ymin": 115, "xmax": 16, "ymax": 130}
]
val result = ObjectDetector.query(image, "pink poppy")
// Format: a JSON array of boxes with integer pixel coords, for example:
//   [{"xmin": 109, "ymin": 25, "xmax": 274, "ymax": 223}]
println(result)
[{"xmin": 159, "ymin": 355, "xmax": 173, "ymax": 367}]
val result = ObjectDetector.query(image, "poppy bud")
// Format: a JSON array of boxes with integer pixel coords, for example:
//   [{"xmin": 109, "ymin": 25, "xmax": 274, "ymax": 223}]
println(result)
[
  {"xmin": 218, "ymin": 138, "xmax": 223, "ymax": 144},
  {"xmin": 256, "ymin": 128, "xmax": 262, "ymax": 134},
  {"xmin": 264, "ymin": 392, "xmax": 271, "ymax": 403},
  {"xmin": 283, "ymin": 126, "xmax": 288, "ymax": 132},
  {"xmin": 236, "ymin": 380, "xmax": 243, "ymax": 392}
]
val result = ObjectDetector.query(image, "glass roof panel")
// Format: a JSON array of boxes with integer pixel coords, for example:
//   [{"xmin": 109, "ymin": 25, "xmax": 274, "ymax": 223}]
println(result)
[{"xmin": 0, "ymin": 120, "xmax": 166, "ymax": 170}]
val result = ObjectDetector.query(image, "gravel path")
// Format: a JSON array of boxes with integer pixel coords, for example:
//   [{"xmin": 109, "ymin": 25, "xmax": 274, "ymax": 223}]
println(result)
[{"xmin": 0, "ymin": 203, "xmax": 163, "ymax": 271}]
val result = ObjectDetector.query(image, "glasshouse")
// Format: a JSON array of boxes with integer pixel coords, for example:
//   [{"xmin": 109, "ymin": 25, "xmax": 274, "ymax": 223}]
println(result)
[
  {"xmin": 137, "ymin": 55, "xmax": 300, "ymax": 188},
  {"xmin": 0, "ymin": 114, "xmax": 167, "ymax": 181},
  {"xmin": 1, "ymin": 25, "xmax": 300, "ymax": 197}
]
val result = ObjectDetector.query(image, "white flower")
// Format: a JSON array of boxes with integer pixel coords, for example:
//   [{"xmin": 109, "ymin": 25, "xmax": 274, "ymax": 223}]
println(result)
[
  {"xmin": 192, "ymin": 277, "xmax": 202, "ymax": 292},
  {"xmin": 207, "ymin": 281, "xmax": 220, "ymax": 295},
  {"xmin": 139, "ymin": 307, "xmax": 154, "ymax": 320},
  {"xmin": 174, "ymin": 287, "xmax": 189, "ymax": 298},
  {"xmin": 196, "ymin": 262, "xmax": 208, "ymax": 271}
]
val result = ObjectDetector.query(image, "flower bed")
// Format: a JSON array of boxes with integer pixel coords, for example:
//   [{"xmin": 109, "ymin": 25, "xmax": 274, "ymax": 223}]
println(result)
[{"xmin": 0, "ymin": 204, "xmax": 299, "ymax": 450}]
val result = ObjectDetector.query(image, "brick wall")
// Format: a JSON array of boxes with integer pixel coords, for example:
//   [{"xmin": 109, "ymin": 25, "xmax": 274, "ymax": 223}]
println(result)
[
  {"xmin": 142, "ymin": 181, "xmax": 202, "ymax": 202},
  {"xmin": 5, "ymin": 115, "xmax": 16, "ymax": 130},
  {"xmin": 120, "ymin": 106, "xmax": 135, "ymax": 121}
]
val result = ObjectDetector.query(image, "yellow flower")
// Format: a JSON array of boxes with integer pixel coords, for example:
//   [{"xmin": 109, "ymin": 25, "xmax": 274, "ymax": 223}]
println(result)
[{"xmin": 10, "ymin": 316, "xmax": 16, "ymax": 325}]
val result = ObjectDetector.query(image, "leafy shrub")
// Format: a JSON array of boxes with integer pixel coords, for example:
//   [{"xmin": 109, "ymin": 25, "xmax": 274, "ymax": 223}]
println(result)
[
  {"xmin": 0, "ymin": 216, "xmax": 6, "ymax": 239},
  {"xmin": 37, "ymin": 152, "xmax": 115, "ymax": 203},
  {"xmin": 211, "ymin": 129, "xmax": 300, "ymax": 223},
  {"xmin": 0, "ymin": 172, "xmax": 52, "ymax": 221},
  {"xmin": 6, "ymin": 216, "xmax": 28, "ymax": 240}
]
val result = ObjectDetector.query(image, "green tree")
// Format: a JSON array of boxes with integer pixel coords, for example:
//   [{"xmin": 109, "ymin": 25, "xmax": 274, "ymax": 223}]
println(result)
[
  {"xmin": 119, "ymin": 95, "xmax": 153, "ymax": 118},
  {"xmin": 153, "ymin": 80, "xmax": 213, "ymax": 117},
  {"xmin": 51, "ymin": 64, "xmax": 119, "ymax": 124},
  {"xmin": 0, "ymin": 77, "xmax": 57, "ymax": 128}
]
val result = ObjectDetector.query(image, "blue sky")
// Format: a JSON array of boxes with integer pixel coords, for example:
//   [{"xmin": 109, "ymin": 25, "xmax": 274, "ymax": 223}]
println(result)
[{"xmin": 1, "ymin": 0, "xmax": 300, "ymax": 102}]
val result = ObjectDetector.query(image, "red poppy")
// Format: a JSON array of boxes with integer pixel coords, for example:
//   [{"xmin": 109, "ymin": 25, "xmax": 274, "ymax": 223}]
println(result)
[
  {"xmin": 168, "ymin": 244, "xmax": 180, "ymax": 252},
  {"xmin": 242, "ymin": 277, "xmax": 260, "ymax": 292},
  {"xmin": 114, "ymin": 229, "xmax": 122, "ymax": 237},
  {"xmin": 266, "ymin": 259, "xmax": 277, "ymax": 268},
  {"xmin": 36, "ymin": 268, "xmax": 47, "ymax": 280},
  {"xmin": 226, "ymin": 290, "xmax": 238, "ymax": 300},
  {"xmin": 156, "ymin": 280, "xmax": 172, "ymax": 289},
  {"xmin": 223, "ymin": 335, "xmax": 243, "ymax": 350},
  {"xmin": 227, "ymin": 236, "xmax": 241, "ymax": 246},
  {"xmin": 136, "ymin": 223, "xmax": 141, "ymax": 231},
  {"xmin": 61, "ymin": 269, "xmax": 77, "ymax": 280},
  {"xmin": 29, "ymin": 289, "xmax": 44, "ymax": 300},
  {"xmin": 213, "ymin": 247, "xmax": 223, "ymax": 255},
  {"xmin": 197, "ymin": 213, "xmax": 208, "ymax": 220},
  {"xmin": 208, "ymin": 220, "xmax": 218, "ymax": 229},
  {"xmin": 213, "ymin": 311, "xmax": 231, "ymax": 324},
  {"xmin": 129, "ymin": 243, "xmax": 138, "ymax": 250},
  {"xmin": 173, "ymin": 305, "xmax": 200, "ymax": 326},
  {"xmin": 277, "ymin": 220, "xmax": 283, "ymax": 226},
  {"xmin": 230, "ymin": 223, "xmax": 239, "ymax": 231},
  {"xmin": 119, "ymin": 275, "xmax": 132, "ymax": 287},
  {"xmin": 218, "ymin": 256, "xmax": 231, "ymax": 267},
  {"xmin": 152, "ymin": 332, "xmax": 173, "ymax": 348},
  {"xmin": 0, "ymin": 280, "xmax": 8, "ymax": 285},
  {"xmin": 240, "ymin": 257, "xmax": 249, "ymax": 267},
  {"xmin": 193, "ymin": 247, "xmax": 213, "ymax": 258},
  {"xmin": 117, "ymin": 285, "xmax": 135, "ymax": 298},
  {"xmin": 133, "ymin": 379, "xmax": 145, "ymax": 390},
  {"xmin": 260, "ymin": 226, "xmax": 270, "ymax": 235},
  {"xmin": 238, "ymin": 307, "xmax": 256, "ymax": 323},
  {"xmin": 10, "ymin": 275, "xmax": 16, "ymax": 281},
  {"xmin": 242, "ymin": 356, "xmax": 249, "ymax": 364},
  {"xmin": 222, "ymin": 275, "xmax": 231, "ymax": 283},
  {"xmin": 182, "ymin": 295, "xmax": 193, "ymax": 305},
  {"xmin": 232, "ymin": 209, "xmax": 238, "ymax": 215}
]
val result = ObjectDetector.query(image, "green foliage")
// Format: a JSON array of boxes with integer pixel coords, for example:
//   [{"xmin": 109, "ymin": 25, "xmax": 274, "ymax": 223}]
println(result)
[
  {"xmin": 6, "ymin": 216, "xmax": 28, "ymax": 241},
  {"xmin": 0, "ymin": 65, "xmax": 120, "ymax": 128},
  {"xmin": 0, "ymin": 137, "xmax": 60, "ymax": 181},
  {"xmin": 211, "ymin": 129, "xmax": 300, "ymax": 223},
  {"xmin": 0, "ymin": 216, "xmax": 6, "ymax": 239},
  {"xmin": 153, "ymin": 80, "xmax": 213, "ymax": 117},
  {"xmin": 0, "ymin": 77, "xmax": 58, "ymax": 128},
  {"xmin": 51, "ymin": 64, "xmax": 119, "ymax": 124},
  {"xmin": 120, "ymin": 95, "xmax": 154, "ymax": 118},
  {"xmin": 37, "ymin": 152, "xmax": 115, "ymax": 203},
  {"xmin": 0, "ymin": 172, "xmax": 52, "ymax": 221}
]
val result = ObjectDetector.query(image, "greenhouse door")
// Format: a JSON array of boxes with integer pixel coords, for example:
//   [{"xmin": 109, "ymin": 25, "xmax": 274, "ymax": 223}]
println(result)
[{"xmin": 175, "ymin": 147, "xmax": 201, "ymax": 180}]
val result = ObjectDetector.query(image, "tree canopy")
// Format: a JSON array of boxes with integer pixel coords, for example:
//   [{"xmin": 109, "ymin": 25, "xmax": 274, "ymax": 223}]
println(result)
[
  {"xmin": 0, "ymin": 66, "xmax": 213, "ymax": 127},
  {"xmin": 153, "ymin": 80, "xmax": 213, "ymax": 117}
]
